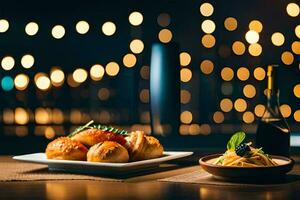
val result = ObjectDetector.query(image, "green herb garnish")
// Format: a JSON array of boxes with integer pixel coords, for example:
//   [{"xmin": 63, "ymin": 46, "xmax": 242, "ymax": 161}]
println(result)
[
  {"xmin": 68, "ymin": 120, "xmax": 128, "ymax": 138},
  {"xmin": 68, "ymin": 120, "xmax": 95, "ymax": 138},
  {"xmin": 226, "ymin": 131, "xmax": 246, "ymax": 150}
]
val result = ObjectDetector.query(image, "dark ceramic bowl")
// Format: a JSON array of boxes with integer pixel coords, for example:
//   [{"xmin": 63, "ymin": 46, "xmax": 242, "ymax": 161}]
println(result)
[{"xmin": 199, "ymin": 154, "xmax": 294, "ymax": 181}]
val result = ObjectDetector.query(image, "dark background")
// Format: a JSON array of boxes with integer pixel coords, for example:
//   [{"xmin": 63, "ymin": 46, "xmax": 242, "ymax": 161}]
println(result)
[{"xmin": 0, "ymin": 0, "xmax": 299, "ymax": 154}]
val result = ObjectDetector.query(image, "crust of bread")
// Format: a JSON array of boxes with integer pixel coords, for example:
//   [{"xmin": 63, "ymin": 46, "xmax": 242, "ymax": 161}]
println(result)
[
  {"xmin": 45, "ymin": 137, "xmax": 88, "ymax": 160},
  {"xmin": 125, "ymin": 131, "xmax": 164, "ymax": 161},
  {"xmin": 87, "ymin": 141, "xmax": 129, "ymax": 163}
]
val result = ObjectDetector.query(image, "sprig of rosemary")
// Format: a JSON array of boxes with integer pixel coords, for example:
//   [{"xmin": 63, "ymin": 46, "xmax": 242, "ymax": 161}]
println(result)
[{"xmin": 67, "ymin": 120, "xmax": 128, "ymax": 138}]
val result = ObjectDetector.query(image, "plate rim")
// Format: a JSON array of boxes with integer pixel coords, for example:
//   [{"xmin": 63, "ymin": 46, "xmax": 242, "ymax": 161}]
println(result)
[
  {"xmin": 199, "ymin": 153, "xmax": 295, "ymax": 169},
  {"xmin": 13, "ymin": 151, "xmax": 194, "ymax": 168}
]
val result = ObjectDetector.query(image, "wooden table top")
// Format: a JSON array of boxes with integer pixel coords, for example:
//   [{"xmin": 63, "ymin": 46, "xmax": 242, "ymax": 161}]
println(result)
[{"xmin": 1, "ymin": 155, "xmax": 300, "ymax": 200}]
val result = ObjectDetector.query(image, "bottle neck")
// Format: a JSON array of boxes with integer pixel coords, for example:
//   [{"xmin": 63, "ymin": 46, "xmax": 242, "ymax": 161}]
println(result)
[
  {"xmin": 267, "ymin": 89, "xmax": 280, "ymax": 111},
  {"xmin": 262, "ymin": 65, "xmax": 282, "ymax": 119}
]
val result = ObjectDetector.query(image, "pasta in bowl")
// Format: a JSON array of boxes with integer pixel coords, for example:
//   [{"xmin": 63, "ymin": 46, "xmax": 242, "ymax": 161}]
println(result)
[{"xmin": 199, "ymin": 132, "xmax": 294, "ymax": 180}]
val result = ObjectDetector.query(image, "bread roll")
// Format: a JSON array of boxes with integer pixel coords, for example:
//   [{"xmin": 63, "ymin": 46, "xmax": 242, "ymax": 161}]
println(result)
[
  {"xmin": 46, "ymin": 137, "xmax": 88, "ymax": 160},
  {"xmin": 87, "ymin": 141, "xmax": 129, "ymax": 163},
  {"xmin": 125, "ymin": 131, "xmax": 164, "ymax": 161},
  {"xmin": 71, "ymin": 128, "xmax": 126, "ymax": 147}
]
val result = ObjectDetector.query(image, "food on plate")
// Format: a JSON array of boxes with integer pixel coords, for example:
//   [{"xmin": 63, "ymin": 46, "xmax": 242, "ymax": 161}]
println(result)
[
  {"xmin": 213, "ymin": 132, "xmax": 278, "ymax": 167},
  {"xmin": 125, "ymin": 131, "xmax": 164, "ymax": 161},
  {"xmin": 45, "ymin": 120, "xmax": 164, "ymax": 163},
  {"xmin": 69, "ymin": 120, "xmax": 127, "ymax": 147},
  {"xmin": 45, "ymin": 137, "xmax": 88, "ymax": 160},
  {"xmin": 87, "ymin": 141, "xmax": 129, "ymax": 163}
]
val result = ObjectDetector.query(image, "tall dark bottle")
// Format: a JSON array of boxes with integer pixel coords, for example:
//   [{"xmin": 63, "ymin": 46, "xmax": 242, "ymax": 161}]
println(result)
[
  {"xmin": 150, "ymin": 43, "xmax": 180, "ymax": 136},
  {"xmin": 256, "ymin": 65, "xmax": 290, "ymax": 157}
]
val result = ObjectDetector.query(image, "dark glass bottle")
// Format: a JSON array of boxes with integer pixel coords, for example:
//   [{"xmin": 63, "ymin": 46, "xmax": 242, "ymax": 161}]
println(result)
[
  {"xmin": 256, "ymin": 65, "xmax": 290, "ymax": 157},
  {"xmin": 150, "ymin": 43, "xmax": 180, "ymax": 136}
]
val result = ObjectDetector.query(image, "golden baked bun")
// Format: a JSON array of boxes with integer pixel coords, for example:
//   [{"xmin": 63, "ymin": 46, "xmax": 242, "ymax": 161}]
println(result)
[
  {"xmin": 87, "ymin": 141, "xmax": 129, "ymax": 163},
  {"xmin": 46, "ymin": 137, "xmax": 88, "ymax": 160},
  {"xmin": 71, "ymin": 128, "xmax": 126, "ymax": 147},
  {"xmin": 125, "ymin": 131, "xmax": 164, "ymax": 161}
]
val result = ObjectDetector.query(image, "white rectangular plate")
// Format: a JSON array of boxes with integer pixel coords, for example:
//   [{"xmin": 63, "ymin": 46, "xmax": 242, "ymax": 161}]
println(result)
[{"xmin": 13, "ymin": 151, "xmax": 193, "ymax": 175}]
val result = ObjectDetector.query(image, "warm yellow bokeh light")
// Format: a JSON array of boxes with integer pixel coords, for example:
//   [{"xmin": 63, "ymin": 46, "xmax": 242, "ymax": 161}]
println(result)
[
  {"xmin": 220, "ymin": 98, "xmax": 233, "ymax": 112},
  {"xmin": 271, "ymin": 32, "xmax": 285, "ymax": 46},
  {"xmin": 201, "ymin": 34, "xmax": 216, "ymax": 48},
  {"xmin": 224, "ymin": 17, "xmax": 237, "ymax": 31},
  {"xmin": 281, "ymin": 51, "xmax": 294, "ymax": 65},
  {"xmin": 201, "ymin": 20, "xmax": 216, "ymax": 34},
  {"xmin": 51, "ymin": 25, "xmax": 65, "ymax": 39},
  {"xmin": 15, "ymin": 107, "xmax": 29, "ymax": 125},
  {"xmin": 286, "ymin": 3, "xmax": 300, "ymax": 17},
  {"xmin": 254, "ymin": 104, "xmax": 265, "ymax": 117},
  {"xmin": 50, "ymin": 68, "xmax": 65, "ymax": 86},
  {"xmin": 73, "ymin": 68, "xmax": 88, "ymax": 83},
  {"xmin": 157, "ymin": 13, "xmax": 171, "ymax": 27},
  {"xmin": 3, "ymin": 109, "xmax": 14, "ymax": 124},
  {"xmin": 200, "ymin": 124, "xmax": 211, "ymax": 135},
  {"xmin": 254, "ymin": 67, "xmax": 266, "ymax": 81},
  {"xmin": 232, "ymin": 41, "xmax": 245, "ymax": 55},
  {"xmin": 130, "ymin": 39, "xmax": 144, "ymax": 54},
  {"xmin": 237, "ymin": 67, "xmax": 250, "ymax": 81},
  {"xmin": 139, "ymin": 89, "xmax": 149, "ymax": 103},
  {"xmin": 245, "ymin": 30, "xmax": 259, "ymax": 44},
  {"xmin": 213, "ymin": 111, "xmax": 224, "ymax": 124},
  {"xmin": 76, "ymin": 20, "xmax": 89, "ymax": 34},
  {"xmin": 180, "ymin": 68, "xmax": 192, "ymax": 82},
  {"xmin": 35, "ymin": 73, "xmax": 51, "ymax": 91},
  {"xmin": 221, "ymin": 67, "xmax": 234, "ymax": 81},
  {"xmin": 200, "ymin": 60, "xmax": 214, "ymax": 75},
  {"xmin": 291, "ymin": 41, "xmax": 300, "ymax": 54},
  {"xmin": 35, "ymin": 108, "xmax": 51, "ymax": 124},
  {"xmin": 295, "ymin": 25, "xmax": 300, "ymax": 39},
  {"xmin": 180, "ymin": 90, "xmax": 191, "ymax": 104},
  {"xmin": 158, "ymin": 29, "xmax": 172, "ymax": 43},
  {"xmin": 234, "ymin": 98, "xmax": 247, "ymax": 112},
  {"xmin": 249, "ymin": 20, "xmax": 263, "ymax": 33},
  {"xmin": 199, "ymin": 3, "xmax": 214, "ymax": 17},
  {"xmin": 102, "ymin": 21, "xmax": 116, "ymax": 36},
  {"xmin": 90, "ymin": 64, "xmax": 105, "ymax": 81},
  {"xmin": 294, "ymin": 110, "xmax": 300, "ymax": 122},
  {"xmin": 189, "ymin": 124, "xmax": 201, "ymax": 136},
  {"xmin": 243, "ymin": 84, "xmax": 256, "ymax": 98},
  {"xmin": 67, "ymin": 74, "xmax": 80, "ymax": 88},
  {"xmin": 179, "ymin": 52, "xmax": 191, "ymax": 66},
  {"xmin": 248, "ymin": 43, "xmax": 262, "ymax": 56},
  {"xmin": 1, "ymin": 56, "xmax": 15, "ymax": 70},
  {"xmin": 45, "ymin": 127, "xmax": 55, "ymax": 139},
  {"xmin": 180, "ymin": 111, "xmax": 193, "ymax": 124},
  {"xmin": 14, "ymin": 74, "xmax": 29, "ymax": 91},
  {"xmin": 25, "ymin": 22, "xmax": 39, "ymax": 36},
  {"xmin": 280, "ymin": 104, "xmax": 292, "ymax": 118},
  {"xmin": 243, "ymin": 111, "xmax": 255, "ymax": 124},
  {"xmin": 123, "ymin": 53, "xmax": 137, "ymax": 68},
  {"xmin": 21, "ymin": 54, "xmax": 34, "ymax": 69},
  {"xmin": 179, "ymin": 125, "xmax": 189, "ymax": 135},
  {"xmin": 293, "ymin": 84, "xmax": 300, "ymax": 98},
  {"xmin": 129, "ymin": 11, "xmax": 143, "ymax": 26},
  {"xmin": 0, "ymin": 19, "xmax": 9, "ymax": 33},
  {"xmin": 105, "ymin": 62, "xmax": 120, "ymax": 76}
]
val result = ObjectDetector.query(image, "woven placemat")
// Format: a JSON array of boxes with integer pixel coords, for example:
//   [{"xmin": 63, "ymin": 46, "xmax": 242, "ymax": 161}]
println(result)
[
  {"xmin": 0, "ymin": 156, "xmax": 123, "ymax": 182},
  {"xmin": 159, "ymin": 168, "xmax": 300, "ymax": 187}
]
